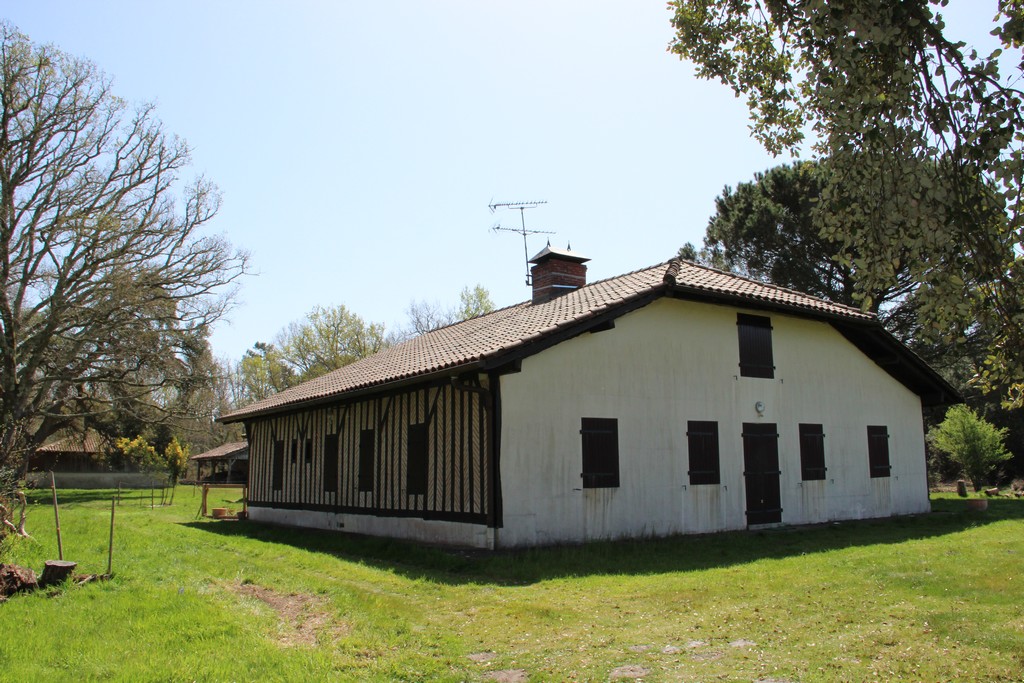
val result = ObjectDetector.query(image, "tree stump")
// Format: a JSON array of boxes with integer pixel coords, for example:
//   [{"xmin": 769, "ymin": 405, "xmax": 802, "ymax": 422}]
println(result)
[
  {"xmin": 956, "ymin": 480, "xmax": 968, "ymax": 497},
  {"xmin": 39, "ymin": 560, "xmax": 77, "ymax": 587}
]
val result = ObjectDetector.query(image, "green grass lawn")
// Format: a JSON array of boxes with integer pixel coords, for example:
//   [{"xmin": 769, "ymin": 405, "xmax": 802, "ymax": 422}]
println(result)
[{"xmin": 2, "ymin": 488, "xmax": 1022, "ymax": 682}]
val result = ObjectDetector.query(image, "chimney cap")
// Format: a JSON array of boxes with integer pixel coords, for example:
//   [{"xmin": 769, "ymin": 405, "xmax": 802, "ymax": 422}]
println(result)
[{"xmin": 528, "ymin": 244, "xmax": 590, "ymax": 265}]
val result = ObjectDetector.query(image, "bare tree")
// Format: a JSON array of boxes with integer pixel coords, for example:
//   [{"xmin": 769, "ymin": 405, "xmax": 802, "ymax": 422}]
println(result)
[
  {"xmin": 0, "ymin": 22, "xmax": 247, "ymax": 472},
  {"xmin": 403, "ymin": 284, "xmax": 495, "ymax": 338},
  {"xmin": 405, "ymin": 299, "xmax": 458, "ymax": 338}
]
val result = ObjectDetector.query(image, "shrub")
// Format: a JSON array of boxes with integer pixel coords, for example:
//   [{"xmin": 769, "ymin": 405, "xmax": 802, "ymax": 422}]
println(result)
[
  {"xmin": 115, "ymin": 435, "xmax": 163, "ymax": 481},
  {"xmin": 163, "ymin": 438, "xmax": 189, "ymax": 486},
  {"xmin": 928, "ymin": 405, "xmax": 1011, "ymax": 492}
]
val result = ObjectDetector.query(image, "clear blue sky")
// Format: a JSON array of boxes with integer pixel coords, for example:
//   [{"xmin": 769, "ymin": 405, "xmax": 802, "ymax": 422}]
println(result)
[{"xmin": 3, "ymin": 1, "xmax": 998, "ymax": 362}]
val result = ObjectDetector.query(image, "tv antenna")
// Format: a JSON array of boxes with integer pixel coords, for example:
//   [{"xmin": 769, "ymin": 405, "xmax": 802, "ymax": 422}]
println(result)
[{"xmin": 489, "ymin": 200, "xmax": 554, "ymax": 285}]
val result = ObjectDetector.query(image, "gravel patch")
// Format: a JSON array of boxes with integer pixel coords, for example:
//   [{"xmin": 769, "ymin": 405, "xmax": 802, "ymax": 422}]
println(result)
[{"xmin": 610, "ymin": 664, "xmax": 650, "ymax": 679}]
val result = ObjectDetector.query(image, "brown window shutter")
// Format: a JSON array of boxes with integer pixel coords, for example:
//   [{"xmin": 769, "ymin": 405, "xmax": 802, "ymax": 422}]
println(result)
[
  {"xmin": 798, "ymin": 424, "xmax": 826, "ymax": 481},
  {"xmin": 580, "ymin": 417, "xmax": 620, "ymax": 488},
  {"xmin": 737, "ymin": 313, "xmax": 775, "ymax": 379},
  {"xmin": 323, "ymin": 433, "xmax": 339, "ymax": 493},
  {"xmin": 271, "ymin": 440, "xmax": 285, "ymax": 491},
  {"xmin": 867, "ymin": 425, "xmax": 891, "ymax": 478},
  {"xmin": 358, "ymin": 429, "xmax": 375, "ymax": 492},
  {"xmin": 687, "ymin": 420, "xmax": 721, "ymax": 485},
  {"xmin": 407, "ymin": 423, "xmax": 429, "ymax": 495}
]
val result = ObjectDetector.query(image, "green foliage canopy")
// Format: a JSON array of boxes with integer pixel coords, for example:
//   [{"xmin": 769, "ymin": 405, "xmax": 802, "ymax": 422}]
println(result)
[
  {"xmin": 669, "ymin": 0, "xmax": 1024, "ymax": 404},
  {"xmin": 115, "ymin": 435, "xmax": 162, "ymax": 476},
  {"xmin": 457, "ymin": 285, "xmax": 496, "ymax": 321},
  {"xmin": 928, "ymin": 404, "xmax": 1011, "ymax": 491},
  {"xmin": 230, "ymin": 305, "xmax": 390, "ymax": 406},
  {"xmin": 281, "ymin": 305, "xmax": 388, "ymax": 383},
  {"xmin": 231, "ymin": 342, "xmax": 295, "ymax": 404},
  {"xmin": 686, "ymin": 161, "xmax": 915, "ymax": 310}
]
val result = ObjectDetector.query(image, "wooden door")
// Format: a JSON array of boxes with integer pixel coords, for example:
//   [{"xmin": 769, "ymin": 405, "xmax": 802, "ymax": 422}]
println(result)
[{"xmin": 742, "ymin": 423, "xmax": 782, "ymax": 525}]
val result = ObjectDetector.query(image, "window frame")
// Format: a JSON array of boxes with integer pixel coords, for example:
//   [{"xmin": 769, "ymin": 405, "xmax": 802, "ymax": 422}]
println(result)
[
  {"xmin": 687, "ymin": 420, "xmax": 721, "ymax": 485},
  {"xmin": 580, "ymin": 417, "xmax": 620, "ymax": 489}
]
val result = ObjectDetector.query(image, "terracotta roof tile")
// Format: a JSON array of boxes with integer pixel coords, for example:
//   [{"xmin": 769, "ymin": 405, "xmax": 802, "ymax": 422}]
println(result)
[
  {"xmin": 665, "ymin": 259, "xmax": 873, "ymax": 320},
  {"xmin": 37, "ymin": 431, "xmax": 109, "ymax": 454},
  {"xmin": 221, "ymin": 258, "xmax": 874, "ymax": 422}
]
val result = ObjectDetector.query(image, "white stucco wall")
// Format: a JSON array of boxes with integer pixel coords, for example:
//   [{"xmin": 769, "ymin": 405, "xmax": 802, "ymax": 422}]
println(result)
[
  {"xmin": 248, "ymin": 506, "xmax": 496, "ymax": 549},
  {"xmin": 496, "ymin": 298, "xmax": 929, "ymax": 547}
]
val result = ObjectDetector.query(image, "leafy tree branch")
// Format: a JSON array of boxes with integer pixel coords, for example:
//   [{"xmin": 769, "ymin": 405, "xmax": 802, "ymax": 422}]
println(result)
[
  {"xmin": 669, "ymin": 0, "xmax": 1024, "ymax": 404},
  {"xmin": 0, "ymin": 22, "xmax": 248, "ymax": 470}
]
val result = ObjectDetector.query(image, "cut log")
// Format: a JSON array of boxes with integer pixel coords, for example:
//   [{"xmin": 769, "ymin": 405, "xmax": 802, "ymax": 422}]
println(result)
[
  {"xmin": 0, "ymin": 563, "xmax": 38, "ymax": 598},
  {"xmin": 956, "ymin": 480, "xmax": 968, "ymax": 497},
  {"xmin": 39, "ymin": 560, "xmax": 78, "ymax": 587},
  {"xmin": 985, "ymin": 487, "xmax": 1000, "ymax": 497}
]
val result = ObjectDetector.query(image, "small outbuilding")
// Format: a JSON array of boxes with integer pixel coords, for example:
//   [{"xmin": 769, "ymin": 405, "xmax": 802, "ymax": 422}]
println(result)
[
  {"xmin": 220, "ymin": 250, "xmax": 958, "ymax": 549},
  {"xmin": 188, "ymin": 441, "xmax": 249, "ymax": 484},
  {"xmin": 27, "ymin": 431, "xmax": 151, "ymax": 489}
]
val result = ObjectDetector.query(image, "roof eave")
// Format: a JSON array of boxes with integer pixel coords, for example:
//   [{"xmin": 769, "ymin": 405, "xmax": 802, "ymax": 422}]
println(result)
[
  {"xmin": 218, "ymin": 360, "xmax": 486, "ymax": 424},
  {"xmin": 481, "ymin": 287, "xmax": 667, "ymax": 370},
  {"xmin": 220, "ymin": 279, "xmax": 675, "ymax": 424},
  {"xmin": 664, "ymin": 282, "xmax": 959, "ymax": 405},
  {"xmin": 664, "ymin": 283, "xmax": 874, "ymax": 325},
  {"xmin": 830, "ymin": 321, "xmax": 963, "ymax": 407}
]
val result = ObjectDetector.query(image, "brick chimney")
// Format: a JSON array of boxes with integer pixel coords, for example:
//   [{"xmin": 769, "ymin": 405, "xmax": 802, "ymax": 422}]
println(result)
[{"xmin": 529, "ymin": 243, "xmax": 590, "ymax": 304}]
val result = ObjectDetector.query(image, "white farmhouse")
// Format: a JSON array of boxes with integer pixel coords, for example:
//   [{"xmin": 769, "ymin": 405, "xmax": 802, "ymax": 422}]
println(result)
[{"xmin": 220, "ymin": 248, "xmax": 957, "ymax": 548}]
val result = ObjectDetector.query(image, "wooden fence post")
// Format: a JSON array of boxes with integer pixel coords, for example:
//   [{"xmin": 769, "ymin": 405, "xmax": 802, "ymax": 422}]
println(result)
[
  {"xmin": 107, "ymin": 497, "xmax": 116, "ymax": 576},
  {"xmin": 50, "ymin": 472, "xmax": 63, "ymax": 561}
]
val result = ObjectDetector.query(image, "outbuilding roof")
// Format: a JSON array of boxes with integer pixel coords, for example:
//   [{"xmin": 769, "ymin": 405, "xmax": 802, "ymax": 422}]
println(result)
[
  {"xmin": 189, "ymin": 441, "xmax": 249, "ymax": 462},
  {"xmin": 220, "ymin": 257, "xmax": 955, "ymax": 423},
  {"xmin": 37, "ymin": 431, "xmax": 109, "ymax": 454}
]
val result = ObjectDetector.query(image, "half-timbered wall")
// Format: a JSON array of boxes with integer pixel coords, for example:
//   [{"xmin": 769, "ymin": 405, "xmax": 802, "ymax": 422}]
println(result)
[{"xmin": 246, "ymin": 379, "xmax": 492, "ymax": 538}]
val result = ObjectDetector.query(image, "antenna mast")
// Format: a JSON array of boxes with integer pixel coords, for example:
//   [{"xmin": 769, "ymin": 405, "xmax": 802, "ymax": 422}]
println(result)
[{"xmin": 489, "ymin": 200, "xmax": 554, "ymax": 285}]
